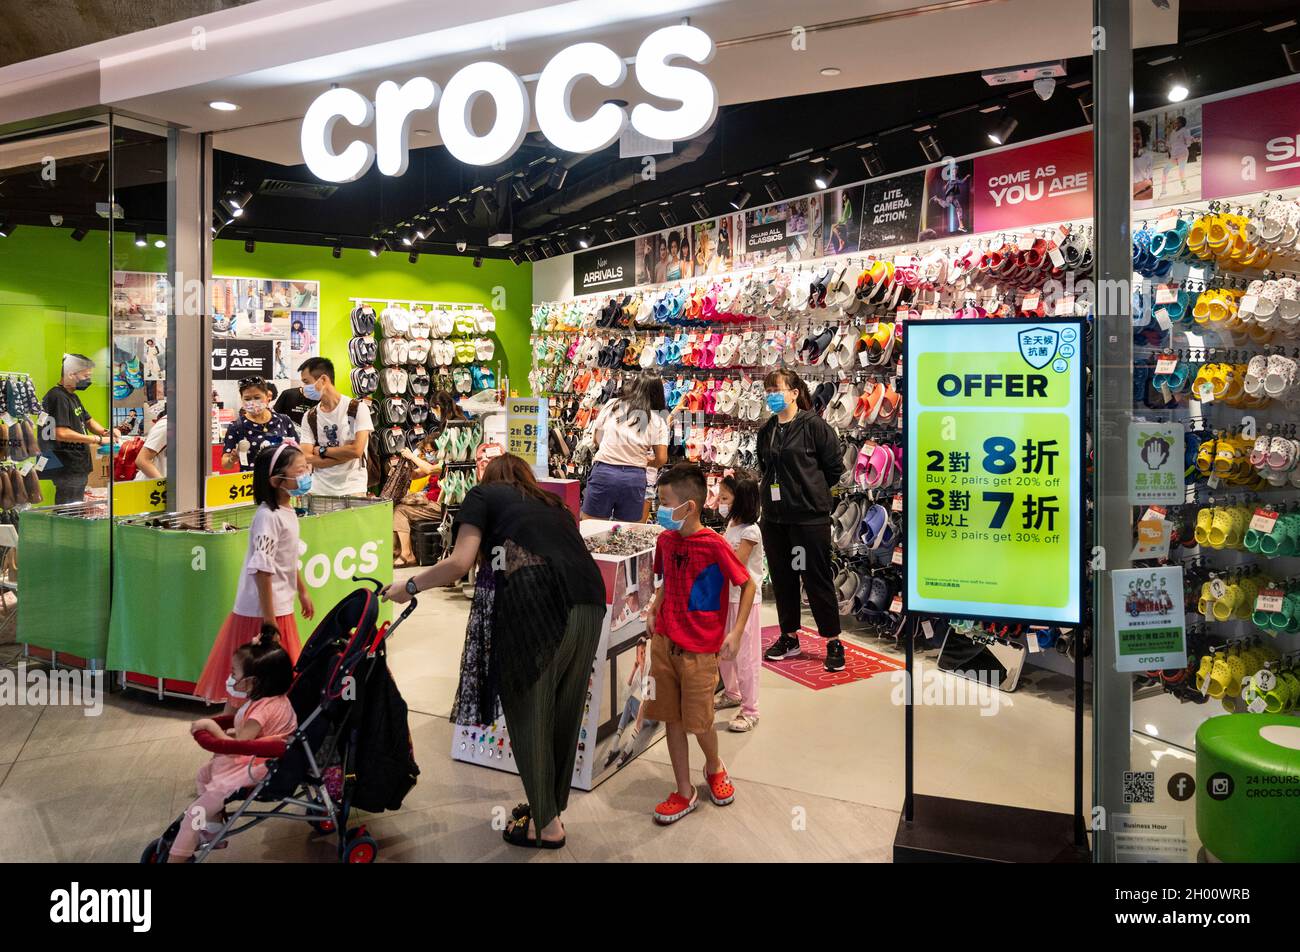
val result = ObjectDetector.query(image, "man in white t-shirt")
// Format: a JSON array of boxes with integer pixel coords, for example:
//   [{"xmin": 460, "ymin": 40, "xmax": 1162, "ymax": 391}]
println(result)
[
  {"xmin": 134, "ymin": 405, "xmax": 168, "ymax": 480},
  {"xmin": 298, "ymin": 357, "xmax": 373, "ymax": 496}
]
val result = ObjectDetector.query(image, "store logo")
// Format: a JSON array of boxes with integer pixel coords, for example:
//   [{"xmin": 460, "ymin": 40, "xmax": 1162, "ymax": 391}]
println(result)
[
  {"xmin": 1017, "ymin": 327, "xmax": 1060, "ymax": 369},
  {"xmin": 301, "ymin": 25, "xmax": 717, "ymax": 180},
  {"xmin": 1263, "ymin": 134, "xmax": 1300, "ymax": 174},
  {"xmin": 297, "ymin": 540, "xmax": 382, "ymax": 588}
]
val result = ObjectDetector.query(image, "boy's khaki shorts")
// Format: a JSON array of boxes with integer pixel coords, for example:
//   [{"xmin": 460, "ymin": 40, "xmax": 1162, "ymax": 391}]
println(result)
[{"xmin": 642, "ymin": 633, "xmax": 719, "ymax": 735}]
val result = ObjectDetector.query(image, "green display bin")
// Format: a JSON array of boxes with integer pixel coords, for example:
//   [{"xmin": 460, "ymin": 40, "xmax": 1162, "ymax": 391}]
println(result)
[
  {"xmin": 1196, "ymin": 713, "xmax": 1300, "ymax": 862},
  {"xmin": 107, "ymin": 498, "xmax": 393, "ymax": 684},
  {"xmin": 18, "ymin": 504, "xmax": 112, "ymax": 663}
]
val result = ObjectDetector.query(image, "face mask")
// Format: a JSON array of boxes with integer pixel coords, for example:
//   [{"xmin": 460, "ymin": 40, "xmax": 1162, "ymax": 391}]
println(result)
[
  {"xmin": 302, "ymin": 383, "xmax": 321, "ymax": 401},
  {"xmin": 765, "ymin": 392, "xmax": 787, "ymax": 413},
  {"xmin": 718, "ymin": 503, "xmax": 731, "ymax": 519},
  {"xmin": 284, "ymin": 472, "xmax": 313, "ymax": 497},
  {"xmin": 243, "ymin": 400, "xmax": 267, "ymax": 414},
  {"xmin": 75, "ymin": 377, "xmax": 93, "ymax": 392},
  {"xmin": 225, "ymin": 675, "xmax": 250, "ymax": 699},
  {"xmin": 657, "ymin": 502, "xmax": 687, "ymax": 531}
]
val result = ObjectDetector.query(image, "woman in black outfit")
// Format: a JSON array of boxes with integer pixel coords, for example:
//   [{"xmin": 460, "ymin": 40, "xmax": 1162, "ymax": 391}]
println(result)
[
  {"xmin": 757, "ymin": 368, "xmax": 847, "ymax": 672},
  {"xmin": 383, "ymin": 453, "xmax": 606, "ymax": 849}
]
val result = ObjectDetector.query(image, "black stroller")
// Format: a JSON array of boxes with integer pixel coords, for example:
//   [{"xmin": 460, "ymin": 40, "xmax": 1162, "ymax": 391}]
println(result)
[{"xmin": 141, "ymin": 578, "xmax": 420, "ymax": 863}]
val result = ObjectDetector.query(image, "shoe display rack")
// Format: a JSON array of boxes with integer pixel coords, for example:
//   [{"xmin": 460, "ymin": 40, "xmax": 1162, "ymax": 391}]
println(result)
[
  {"xmin": 533, "ymin": 223, "xmax": 1096, "ymax": 646},
  {"xmin": 1129, "ymin": 188, "xmax": 1300, "ymax": 740}
]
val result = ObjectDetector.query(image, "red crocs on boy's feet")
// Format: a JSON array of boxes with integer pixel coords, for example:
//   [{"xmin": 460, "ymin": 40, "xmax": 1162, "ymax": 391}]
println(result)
[
  {"xmin": 653, "ymin": 790, "xmax": 699, "ymax": 824},
  {"xmin": 705, "ymin": 768, "xmax": 736, "ymax": 806}
]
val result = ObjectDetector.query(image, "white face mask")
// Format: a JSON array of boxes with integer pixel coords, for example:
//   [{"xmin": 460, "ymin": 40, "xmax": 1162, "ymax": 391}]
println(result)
[
  {"xmin": 225, "ymin": 674, "xmax": 250, "ymax": 699},
  {"xmin": 718, "ymin": 503, "xmax": 731, "ymax": 519},
  {"xmin": 243, "ymin": 400, "xmax": 267, "ymax": 415}
]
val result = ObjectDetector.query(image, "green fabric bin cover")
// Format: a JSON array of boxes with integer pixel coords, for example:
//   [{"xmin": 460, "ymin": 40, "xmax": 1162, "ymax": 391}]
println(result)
[
  {"xmin": 1196, "ymin": 713, "xmax": 1300, "ymax": 862},
  {"xmin": 18, "ymin": 510, "xmax": 111, "ymax": 661}
]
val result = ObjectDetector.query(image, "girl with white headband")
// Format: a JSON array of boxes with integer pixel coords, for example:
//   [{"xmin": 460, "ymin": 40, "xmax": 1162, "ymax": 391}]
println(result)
[{"xmin": 195, "ymin": 442, "xmax": 316, "ymax": 710}]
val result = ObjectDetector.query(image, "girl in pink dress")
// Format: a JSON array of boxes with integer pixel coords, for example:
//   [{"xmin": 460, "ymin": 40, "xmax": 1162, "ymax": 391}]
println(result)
[
  {"xmin": 195, "ymin": 443, "xmax": 315, "ymax": 708},
  {"xmin": 169, "ymin": 639, "xmax": 297, "ymax": 861}
]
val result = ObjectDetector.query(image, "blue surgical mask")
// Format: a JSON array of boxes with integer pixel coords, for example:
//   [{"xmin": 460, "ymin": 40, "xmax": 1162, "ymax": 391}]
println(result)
[
  {"xmin": 657, "ymin": 502, "xmax": 687, "ymax": 531},
  {"xmin": 765, "ymin": 392, "xmax": 787, "ymax": 413},
  {"xmin": 302, "ymin": 383, "xmax": 321, "ymax": 401},
  {"xmin": 285, "ymin": 472, "xmax": 313, "ymax": 497}
]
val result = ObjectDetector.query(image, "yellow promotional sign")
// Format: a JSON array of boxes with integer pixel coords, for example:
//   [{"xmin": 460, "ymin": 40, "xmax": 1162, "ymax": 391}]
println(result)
[
  {"xmin": 506, "ymin": 397, "xmax": 548, "ymax": 476},
  {"xmin": 205, "ymin": 470, "xmax": 255, "ymax": 509},
  {"xmin": 112, "ymin": 478, "xmax": 168, "ymax": 516}
]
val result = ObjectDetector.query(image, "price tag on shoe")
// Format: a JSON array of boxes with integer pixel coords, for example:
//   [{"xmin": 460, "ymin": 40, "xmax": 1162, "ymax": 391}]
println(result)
[
  {"xmin": 1048, "ymin": 244, "xmax": 1065, "ymax": 268},
  {"xmin": 890, "ymin": 593, "xmax": 903, "ymax": 614},
  {"xmin": 891, "ymin": 546, "xmax": 904, "ymax": 566},
  {"xmin": 1154, "ymin": 308, "xmax": 1172, "ymax": 331},
  {"xmin": 1249, "ymin": 508, "xmax": 1280, "ymax": 534},
  {"xmin": 1240, "ymin": 294, "xmax": 1259, "ymax": 313},
  {"xmin": 1140, "ymin": 505, "xmax": 1168, "ymax": 523},
  {"xmin": 1155, "ymin": 355, "xmax": 1178, "ymax": 375},
  {"xmin": 1255, "ymin": 589, "xmax": 1285, "ymax": 613},
  {"xmin": 1209, "ymin": 577, "xmax": 1227, "ymax": 599},
  {"xmin": 891, "ymin": 493, "xmax": 903, "ymax": 513},
  {"xmin": 1054, "ymin": 294, "xmax": 1075, "ymax": 316},
  {"xmin": 1196, "ymin": 381, "xmax": 1215, "ymax": 404},
  {"xmin": 1155, "ymin": 284, "xmax": 1178, "ymax": 305},
  {"xmin": 1022, "ymin": 292, "xmax": 1040, "ymax": 312},
  {"xmin": 1156, "ymin": 211, "xmax": 1179, "ymax": 232}
]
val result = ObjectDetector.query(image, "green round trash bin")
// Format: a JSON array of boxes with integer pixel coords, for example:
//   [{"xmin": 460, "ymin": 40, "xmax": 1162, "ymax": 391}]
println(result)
[{"xmin": 1196, "ymin": 714, "xmax": 1300, "ymax": 862}]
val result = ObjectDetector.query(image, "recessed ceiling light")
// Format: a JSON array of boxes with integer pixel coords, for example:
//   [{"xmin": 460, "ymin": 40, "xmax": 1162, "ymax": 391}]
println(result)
[
  {"xmin": 413, "ymin": 129, "xmax": 434, "ymax": 137},
  {"xmin": 208, "ymin": 101, "xmax": 240, "ymax": 112},
  {"xmin": 1264, "ymin": 19, "xmax": 1296, "ymax": 32},
  {"xmin": 820, "ymin": 67, "xmax": 842, "ymax": 77},
  {"xmin": 1167, "ymin": 81, "xmax": 1189, "ymax": 103}
]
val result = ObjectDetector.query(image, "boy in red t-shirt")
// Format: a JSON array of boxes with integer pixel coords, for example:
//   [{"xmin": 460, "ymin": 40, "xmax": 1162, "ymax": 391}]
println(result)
[{"xmin": 644, "ymin": 464, "xmax": 757, "ymax": 824}]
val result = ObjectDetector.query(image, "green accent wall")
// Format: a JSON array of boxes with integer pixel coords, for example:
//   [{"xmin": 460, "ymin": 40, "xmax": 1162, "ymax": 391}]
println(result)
[{"xmin": 0, "ymin": 228, "xmax": 533, "ymax": 412}]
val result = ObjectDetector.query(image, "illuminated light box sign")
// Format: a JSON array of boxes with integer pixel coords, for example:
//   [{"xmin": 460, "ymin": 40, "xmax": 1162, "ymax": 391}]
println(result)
[
  {"xmin": 301, "ymin": 25, "xmax": 717, "ymax": 180},
  {"xmin": 573, "ymin": 240, "xmax": 636, "ymax": 294},
  {"xmin": 904, "ymin": 319, "xmax": 1084, "ymax": 626}
]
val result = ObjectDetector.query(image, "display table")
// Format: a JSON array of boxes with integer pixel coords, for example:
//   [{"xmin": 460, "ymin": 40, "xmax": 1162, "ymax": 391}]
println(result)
[
  {"xmin": 1196, "ymin": 713, "xmax": 1300, "ymax": 862},
  {"xmin": 106, "ymin": 497, "xmax": 393, "ymax": 699},
  {"xmin": 18, "ymin": 503, "xmax": 112, "ymax": 667},
  {"xmin": 450, "ymin": 519, "xmax": 664, "ymax": 790}
]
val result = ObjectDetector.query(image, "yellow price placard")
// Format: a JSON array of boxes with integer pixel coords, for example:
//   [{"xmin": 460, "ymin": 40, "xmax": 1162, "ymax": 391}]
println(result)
[
  {"xmin": 205, "ymin": 470, "xmax": 255, "ymax": 509},
  {"xmin": 112, "ymin": 478, "xmax": 168, "ymax": 516}
]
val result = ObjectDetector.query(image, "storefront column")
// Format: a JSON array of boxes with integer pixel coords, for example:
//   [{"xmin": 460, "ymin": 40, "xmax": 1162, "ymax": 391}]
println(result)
[
  {"xmin": 1092, "ymin": 0, "xmax": 1134, "ymax": 861},
  {"xmin": 165, "ymin": 129, "xmax": 213, "ymax": 511}
]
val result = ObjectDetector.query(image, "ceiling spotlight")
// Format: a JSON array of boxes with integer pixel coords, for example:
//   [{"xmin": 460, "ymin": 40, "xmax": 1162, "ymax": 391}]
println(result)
[
  {"xmin": 523, "ymin": 244, "xmax": 541, "ymax": 262},
  {"xmin": 245, "ymin": 239, "xmax": 256, "ymax": 253},
  {"xmin": 577, "ymin": 234, "xmax": 590, "ymax": 249},
  {"xmin": 512, "ymin": 178, "xmax": 533, "ymax": 202},
  {"xmin": 473, "ymin": 255, "xmax": 483, "ymax": 268},
  {"xmin": 605, "ymin": 226, "xmax": 620, "ymax": 243},
  {"xmin": 507, "ymin": 249, "xmax": 524, "ymax": 265},
  {"xmin": 0, "ymin": 218, "xmax": 11, "ymax": 238},
  {"xmin": 556, "ymin": 236, "xmax": 573, "ymax": 254},
  {"xmin": 549, "ymin": 165, "xmax": 569, "ymax": 190},
  {"xmin": 70, "ymin": 227, "xmax": 87, "ymax": 241},
  {"xmin": 820, "ymin": 66, "xmax": 842, "ymax": 77},
  {"xmin": 370, "ymin": 240, "xmax": 384, "ymax": 257},
  {"xmin": 660, "ymin": 209, "xmax": 677, "ymax": 227},
  {"xmin": 539, "ymin": 240, "xmax": 555, "ymax": 257},
  {"xmin": 764, "ymin": 181, "xmax": 784, "ymax": 202},
  {"xmin": 918, "ymin": 133, "xmax": 944, "ymax": 163},
  {"xmin": 456, "ymin": 203, "xmax": 476, "ymax": 225},
  {"xmin": 988, "ymin": 116, "xmax": 1019, "ymax": 146},
  {"xmin": 478, "ymin": 188, "xmax": 499, "ymax": 216},
  {"xmin": 134, "ymin": 230, "xmax": 147, "ymax": 247},
  {"xmin": 332, "ymin": 243, "xmax": 342, "ymax": 259},
  {"xmin": 691, "ymin": 199, "xmax": 710, "ymax": 219},
  {"xmin": 813, "ymin": 163, "xmax": 839, "ymax": 190},
  {"xmin": 1078, "ymin": 92, "xmax": 1094, "ymax": 124},
  {"xmin": 433, "ymin": 214, "xmax": 450, "ymax": 233},
  {"xmin": 861, "ymin": 146, "xmax": 885, "ymax": 179},
  {"xmin": 400, "ymin": 228, "xmax": 414, "ymax": 247},
  {"xmin": 729, "ymin": 188, "xmax": 751, "ymax": 211},
  {"xmin": 154, "ymin": 238, "xmax": 166, "ymax": 248},
  {"xmin": 628, "ymin": 216, "xmax": 646, "ymax": 236},
  {"xmin": 1167, "ymin": 79, "xmax": 1189, "ymax": 103},
  {"xmin": 208, "ymin": 100, "xmax": 240, "ymax": 111},
  {"xmin": 408, "ymin": 251, "xmax": 419, "ymax": 264}
]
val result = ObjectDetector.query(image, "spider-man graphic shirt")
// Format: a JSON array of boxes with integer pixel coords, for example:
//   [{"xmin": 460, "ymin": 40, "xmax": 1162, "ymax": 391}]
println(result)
[{"xmin": 653, "ymin": 527, "xmax": 752, "ymax": 653}]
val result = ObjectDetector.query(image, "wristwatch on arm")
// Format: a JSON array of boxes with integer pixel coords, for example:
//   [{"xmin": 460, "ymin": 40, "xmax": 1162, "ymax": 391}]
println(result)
[{"xmin": 406, "ymin": 577, "xmax": 420, "ymax": 597}]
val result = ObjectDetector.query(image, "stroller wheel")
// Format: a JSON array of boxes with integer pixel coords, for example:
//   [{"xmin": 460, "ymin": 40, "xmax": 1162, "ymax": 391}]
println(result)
[
  {"xmin": 344, "ymin": 834, "xmax": 378, "ymax": 864},
  {"xmin": 139, "ymin": 837, "xmax": 168, "ymax": 864},
  {"xmin": 311, "ymin": 817, "xmax": 337, "ymax": 835}
]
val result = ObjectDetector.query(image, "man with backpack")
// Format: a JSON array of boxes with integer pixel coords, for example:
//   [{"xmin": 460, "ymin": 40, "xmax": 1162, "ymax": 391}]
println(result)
[{"xmin": 299, "ymin": 357, "xmax": 376, "ymax": 496}]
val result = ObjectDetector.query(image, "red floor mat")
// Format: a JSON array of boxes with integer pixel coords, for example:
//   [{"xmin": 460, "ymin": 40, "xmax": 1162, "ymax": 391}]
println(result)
[{"xmin": 760, "ymin": 626, "xmax": 903, "ymax": 689}]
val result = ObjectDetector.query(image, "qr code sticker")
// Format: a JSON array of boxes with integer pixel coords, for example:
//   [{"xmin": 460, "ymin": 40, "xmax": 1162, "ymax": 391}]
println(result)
[{"xmin": 1123, "ymin": 771, "xmax": 1156, "ymax": 804}]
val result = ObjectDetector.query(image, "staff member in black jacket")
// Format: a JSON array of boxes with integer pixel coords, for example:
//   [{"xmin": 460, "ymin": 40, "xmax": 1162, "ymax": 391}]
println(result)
[{"xmin": 757, "ymin": 368, "xmax": 847, "ymax": 671}]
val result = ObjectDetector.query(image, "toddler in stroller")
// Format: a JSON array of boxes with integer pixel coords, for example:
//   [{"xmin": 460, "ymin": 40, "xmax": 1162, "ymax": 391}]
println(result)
[{"xmin": 142, "ymin": 579, "xmax": 421, "ymax": 864}]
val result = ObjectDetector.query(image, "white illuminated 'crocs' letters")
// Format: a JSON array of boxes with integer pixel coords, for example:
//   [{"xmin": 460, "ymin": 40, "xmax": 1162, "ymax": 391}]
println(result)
[
  {"xmin": 630, "ymin": 25, "xmax": 718, "ymax": 143},
  {"xmin": 535, "ymin": 42, "xmax": 628, "ymax": 153},
  {"xmin": 375, "ymin": 77, "xmax": 438, "ymax": 177},
  {"xmin": 438, "ymin": 61, "xmax": 529, "ymax": 166},
  {"xmin": 300, "ymin": 87, "xmax": 376, "ymax": 183}
]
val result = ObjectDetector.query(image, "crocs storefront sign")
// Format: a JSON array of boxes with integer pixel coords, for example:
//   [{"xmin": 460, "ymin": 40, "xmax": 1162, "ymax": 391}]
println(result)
[{"xmin": 301, "ymin": 25, "xmax": 717, "ymax": 181}]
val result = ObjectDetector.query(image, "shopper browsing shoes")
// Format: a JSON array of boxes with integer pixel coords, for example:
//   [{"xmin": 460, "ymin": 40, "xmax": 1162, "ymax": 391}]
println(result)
[
  {"xmin": 298, "ymin": 357, "xmax": 373, "ymax": 497},
  {"xmin": 382, "ymin": 454, "xmax": 606, "ymax": 849},
  {"xmin": 756, "ymin": 369, "xmax": 848, "ymax": 672},
  {"xmin": 643, "ymin": 464, "xmax": 756, "ymax": 824},
  {"xmin": 715, "ymin": 471, "xmax": 765, "ymax": 731}
]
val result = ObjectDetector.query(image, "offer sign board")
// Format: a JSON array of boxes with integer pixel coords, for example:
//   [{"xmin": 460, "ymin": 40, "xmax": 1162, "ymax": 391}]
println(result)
[
  {"xmin": 205, "ymin": 470, "xmax": 255, "ymax": 510},
  {"xmin": 1109, "ymin": 567, "xmax": 1187, "ymax": 673},
  {"xmin": 111, "ymin": 477, "xmax": 168, "ymax": 516},
  {"xmin": 904, "ymin": 319, "xmax": 1083, "ymax": 625},
  {"xmin": 506, "ymin": 397, "xmax": 548, "ymax": 478}
]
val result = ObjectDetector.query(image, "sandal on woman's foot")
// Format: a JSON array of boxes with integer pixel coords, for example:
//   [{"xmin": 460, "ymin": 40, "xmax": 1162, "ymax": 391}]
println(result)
[
  {"xmin": 394, "ymin": 556, "xmax": 416, "ymax": 568},
  {"xmin": 713, "ymin": 693, "xmax": 741, "ymax": 712},
  {"xmin": 704, "ymin": 767, "xmax": 735, "ymax": 806},
  {"xmin": 511, "ymin": 803, "xmax": 530, "ymax": 820},
  {"xmin": 502, "ymin": 814, "xmax": 565, "ymax": 849},
  {"xmin": 728, "ymin": 714, "xmax": 759, "ymax": 732}
]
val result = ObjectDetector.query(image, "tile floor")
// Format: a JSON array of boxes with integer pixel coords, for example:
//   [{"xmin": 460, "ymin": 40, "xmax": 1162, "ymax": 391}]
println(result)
[{"xmin": 0, "ymin": 576, "xmax": 1108, "ymax": 863}]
